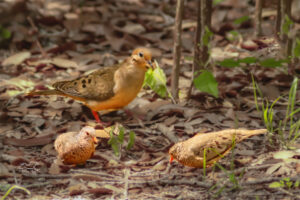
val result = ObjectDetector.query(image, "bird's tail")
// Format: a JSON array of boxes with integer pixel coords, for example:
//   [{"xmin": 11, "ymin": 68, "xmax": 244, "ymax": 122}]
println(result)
[
  {"xmin": 237, "ymin": 129, "xmax": 268, "ymax": 141},
  {"xmin": 27, "ymin": 90, "xmax": 64, "ymax": 96}
]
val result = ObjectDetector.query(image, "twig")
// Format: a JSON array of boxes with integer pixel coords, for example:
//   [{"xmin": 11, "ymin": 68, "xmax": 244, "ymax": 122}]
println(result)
[
  {"xmin": 171, "ymin": 0, "xmax": 184, "ymax": 100},
  {"xmin": 25, "ymin": 182, "xmax": 49, "ymax": 189},
  {"xmin": 135, "ymin": 179, "xmax": 214, "ymax": 189},
  {"xmin": 217, "ymin": 164, "xmax": 274, "ymax": 178},
  {"xmin": 22, "ymin": 172, "xmax": 70, "ymax": 179},
  {"xmin": 277, "ymin": 187, "xmax": 300, "ymax": 199},
  {"xmin": 255, "ymin": 0, "xmax": 264, "ymax": 36},
  {"xmin": 123, "ymin": 168, "xmax": 129, "ymax": 199},
  {"xmin": 242, "ymin": 176, "xmax": 300, "ymax": 186},
  {"xmin": 27, "ymin": 16, "xmax": 48, "ymax": 58},
  {"xmin": 187, "ymin": 0, "xmax": 201, "ymax": 99}
]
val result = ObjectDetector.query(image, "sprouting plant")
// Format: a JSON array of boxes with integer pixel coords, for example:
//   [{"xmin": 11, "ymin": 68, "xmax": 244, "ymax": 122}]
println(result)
[
  {"xmin": 108, "ymin": 125, "xmax": 136, "ymax": 157},
  {"xmin": 252, "ymin": 75, "xmax": 300, "ymax": 148},
  {"xmin": 269, "ymin": 177, "xmax": 300, "ymax": 190}
]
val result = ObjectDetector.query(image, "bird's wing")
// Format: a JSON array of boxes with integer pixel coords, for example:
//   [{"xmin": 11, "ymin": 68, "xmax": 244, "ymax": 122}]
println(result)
[
  {"xmin": 190, "ymin": 133, "xmax": 234, "ymax": 161},
  {"xmin": 52, "ymin": 64, "xmax": 121, "ymax": 101}
]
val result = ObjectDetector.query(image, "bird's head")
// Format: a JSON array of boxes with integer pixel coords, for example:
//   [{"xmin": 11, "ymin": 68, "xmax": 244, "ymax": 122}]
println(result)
[
  {"xmin": 168, "ymin": 143, "xmax": 182, "ymax": 164},
  {"xmin": 131, "ymin": 48, "xmax": 153, "ymax": 70},
  {"xmin": 79, "ymin": 126, "xmax": 98, "ymax": 144}
]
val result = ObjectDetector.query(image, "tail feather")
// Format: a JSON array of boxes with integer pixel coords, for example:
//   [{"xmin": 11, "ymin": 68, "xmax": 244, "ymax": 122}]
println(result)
[{"xmin": 27, "ymin": 90, "xmax": 64, "ymax": 96}]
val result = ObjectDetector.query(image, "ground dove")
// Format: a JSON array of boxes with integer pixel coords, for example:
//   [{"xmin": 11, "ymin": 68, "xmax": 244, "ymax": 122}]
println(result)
[
  {"xmin": 54, "ymin": 126, "xmax": 98, "ymax": 165},
  {"xmin": 28, "ymin": 48, "xmax": 153, "ymax": 124},
  {"xmin": 169, "ymin": 129, "xmax": 267, "ymax": 168}
]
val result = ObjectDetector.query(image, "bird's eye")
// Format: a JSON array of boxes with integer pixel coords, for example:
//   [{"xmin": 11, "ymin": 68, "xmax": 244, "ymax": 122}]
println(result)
[
  {"xmin": 138, "ymin": 52, "xmax": 143, "ymax": 57},
  {"xmin": 85, "ymin": 132, "xmax": 89, "ymax": 136}
]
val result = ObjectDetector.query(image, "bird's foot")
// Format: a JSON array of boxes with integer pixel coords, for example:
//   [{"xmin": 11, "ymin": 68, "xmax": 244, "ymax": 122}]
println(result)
[{"xmin": 91, "ymin": 110, "xmax": 112, "ymax": 129}]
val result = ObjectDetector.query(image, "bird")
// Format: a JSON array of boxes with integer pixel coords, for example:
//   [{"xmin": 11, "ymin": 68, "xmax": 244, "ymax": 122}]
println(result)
[
  {"xmin": 27, "ymin": 48, "xmax": 153, "ymax": 124},
  {"xmin": 54, "ymin": 126, "xmax": 98, "ymax": 165},
  {"xmin": 169, "ymin": 129, "xmax": 267, "ymax": 168}
]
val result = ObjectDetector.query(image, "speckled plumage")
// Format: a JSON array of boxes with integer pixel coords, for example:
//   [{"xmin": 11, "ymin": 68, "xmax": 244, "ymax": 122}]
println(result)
[
  {"xmin": 54, "ymin": 126, "xmax": 98, "ymax": 165},
  {"xmin": 28, "ymin": 48, "xmax": 152, "ymax": 123},
  {"xmin": 169, "ymin": 129, "xmax": 267, "ymax": 168}
]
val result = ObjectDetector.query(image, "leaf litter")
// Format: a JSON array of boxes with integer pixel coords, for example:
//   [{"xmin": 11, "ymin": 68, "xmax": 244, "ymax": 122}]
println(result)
[{"xmin": 0, "ymin": 0, "xmax": 299, "ymax": 199}]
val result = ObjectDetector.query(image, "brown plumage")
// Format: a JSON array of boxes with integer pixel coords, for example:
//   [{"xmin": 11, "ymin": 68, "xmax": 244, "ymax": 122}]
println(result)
[
  {"xmin": 169, "ymin": 129, "xmax": 267, "ymax": 168},
  {"xmin": 28, "ymin": 48, "xmax": 153, "ymax": 123},
  {"xmin": 54, "ymin": 126, "xmax": 98, "ymax": 165}
]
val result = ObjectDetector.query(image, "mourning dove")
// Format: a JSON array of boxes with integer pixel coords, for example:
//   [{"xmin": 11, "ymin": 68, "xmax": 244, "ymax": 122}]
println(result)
[
  {"xmin": 169, "ymin": 129, "xmax": 267, "ymax": 168},
  {"xmin": 54, "ymin": 126, "xmax": 98, "ymax": 165},
  {"xmin": 28, "ymin": 48, "xmax": 153, "ymax": 124}
]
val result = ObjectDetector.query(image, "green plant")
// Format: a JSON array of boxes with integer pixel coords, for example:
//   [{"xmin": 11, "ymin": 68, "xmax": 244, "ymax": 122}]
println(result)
[
  {"xmin": 208, "ymin": 136, "xmax": 245, "ymax": 198},
  {"xmin": 0, "ymin": 26, "xmax": 11, "ymax": 40},
  {"xmin": 218, "ymin": 57, "xmax": 288, "ymax": 68},
  {"xmin": 252, "ymin": 76, "xmax": 300, "ymax": 148},
  {"xmin": 1, "ymin": 185, "xmax": 30, "ymax": 200},
  {"xmin": 108, "ymin": 126, "xmax": 136, "ymax": 157},
  {"xmin": 193, "ymin": 70, "xmax": 219, "ymax": 98},
  {"xmin": 143, "ymin": 60, "xmax": 175, "ymax": 102},
  {"xmin": 269, "ymin": 178, "xmax": 300, "ymax": 190}
]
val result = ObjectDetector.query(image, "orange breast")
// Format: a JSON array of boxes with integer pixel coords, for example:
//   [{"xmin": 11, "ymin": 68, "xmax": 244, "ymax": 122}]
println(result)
[{"xmin": 86, "ymin": 89, "xmax": 141, "ymax": 111}]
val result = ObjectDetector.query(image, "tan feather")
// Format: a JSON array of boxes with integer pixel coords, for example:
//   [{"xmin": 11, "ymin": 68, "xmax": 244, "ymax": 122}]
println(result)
[{"xmin": 169, "ymin": 129, "xmax": 267, "ymax": 168}]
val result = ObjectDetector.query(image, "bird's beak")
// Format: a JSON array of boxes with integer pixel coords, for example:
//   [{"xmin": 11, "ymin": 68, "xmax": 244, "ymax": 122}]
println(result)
[
  {"xmin": 169, "ymin": 155, "xmax": 174, "ymax": 163},
  {"xmin": 93, "ymin": 137, "xmax": 98, "ymax": 144},
  {"xmin": 146, "ymin": 60, "xmax": 153, "ymax": 69}
]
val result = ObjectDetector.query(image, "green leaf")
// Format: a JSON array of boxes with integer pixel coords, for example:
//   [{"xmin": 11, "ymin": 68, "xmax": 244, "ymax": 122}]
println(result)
[
  {"xmin": 293, "ymin": 38, "xmax": 300, "ymax": 58},
  {"xmin": 117, "ymin": 127, "xmax": 124, "ymax": 144},
  {"xmin": 226, "ymin": 30, "xmax": 239, "ymax": 41},
  {"xmin": 111, "ymin": 143, "xmax": 120, "ymax": 156},
  {"xmin": 283, "ymin": 15, "xmax": 293, "ymax": 34},
  {"xmin": 107, "ymin": 127, "xmax": 115, "ymax": 145},
  {"xmin": 143, "ymin": 61, "xmax": 167, "ymax": 98},
  {"xmin": 0, "ymin": 26, "xmax": 11, "ymax": 39},
  {"xmin": 127, "ymin": 131, "xmax": 135, "ymax": 150},
  {"xmin": 213, "ymin": 0, "xmax": 224, "ymax": 6},
  {"xmin": 239, "ymin": 57, "xmax": 257, "ymax": 64},
  {"xmin": 229, "ymin": 173, "xmax": 235, "ymax": 183},
  {"xmin": 185, "ymin": 56, "xmax": 194, "ymax": 61},
  {"xmin": 259, "ymin": 58, "xmax": 285, "ymax": 68},
  {"xmin": 234, "ymin": 16, "xmax": 250, "ymax": 25},
  {"xmin": 203, "ymin": 26, "xmax": 213, "ymax": 46},
  {"xmin": 193, "ymin": 70, "xmax": 219, "ymax": 98},
  {"xmin": 269, "ymin": 182, "xmax": 283, "ymax": 188},
  {"xmin": 294, "ymin": 180, "xmax": 300, "ymax": 188},
  {"xmin": 218, "ymin": 58, "xmax": 240, "ymax": 67}
]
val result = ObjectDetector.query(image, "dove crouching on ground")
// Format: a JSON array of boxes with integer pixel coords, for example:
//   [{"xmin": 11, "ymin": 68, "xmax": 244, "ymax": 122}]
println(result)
[
  {"xmin": 169, "ymin": 129, "xmax": 267, "ymax": 168},
  {"xmin": 28, "ymin": 48, "xmax": 153, "ymax": 124},
  {"xmin": 54, "ymin": 126, "xmax": 98, "ymax": 165}
]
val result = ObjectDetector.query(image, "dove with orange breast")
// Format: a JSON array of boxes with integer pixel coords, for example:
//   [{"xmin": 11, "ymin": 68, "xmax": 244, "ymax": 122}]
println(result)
[{"xmin": 28, "ymin": 48, "xmax": 153, "ymax": 124}]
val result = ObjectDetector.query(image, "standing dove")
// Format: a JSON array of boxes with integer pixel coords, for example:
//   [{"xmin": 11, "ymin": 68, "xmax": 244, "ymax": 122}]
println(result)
[{"xmin": 28, "ymin": 48, "xmax": 153, "ymax": 124}]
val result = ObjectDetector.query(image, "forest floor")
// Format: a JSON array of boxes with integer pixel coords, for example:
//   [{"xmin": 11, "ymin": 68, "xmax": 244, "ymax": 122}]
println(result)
[{"xmin": 0, "ymin": 0, "xmax": 300, "ymax": 199}]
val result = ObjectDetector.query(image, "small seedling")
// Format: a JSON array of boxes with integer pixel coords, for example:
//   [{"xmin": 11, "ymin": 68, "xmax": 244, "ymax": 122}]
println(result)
[
  {"xmin": 269, "ymin": 177, "xmax": 300, "ymax": 190},
  {"xmin": 107, "ymin": 125, "xmax": 136, "ymax": 157},
  {"xmin": 252, "ymin": 75, "xmax": 300, "ymax": 148}
]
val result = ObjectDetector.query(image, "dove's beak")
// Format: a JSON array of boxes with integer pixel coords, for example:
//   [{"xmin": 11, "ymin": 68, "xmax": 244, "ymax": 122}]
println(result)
[{"xmin": 146, "ymin": 60, "xmax": 153, "ymax": 69}]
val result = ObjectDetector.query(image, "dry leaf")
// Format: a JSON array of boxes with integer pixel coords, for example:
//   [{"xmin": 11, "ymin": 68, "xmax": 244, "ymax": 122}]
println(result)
[{"xmin": 2, "ymin": 51, "xmax": 31, "ymax": 67}]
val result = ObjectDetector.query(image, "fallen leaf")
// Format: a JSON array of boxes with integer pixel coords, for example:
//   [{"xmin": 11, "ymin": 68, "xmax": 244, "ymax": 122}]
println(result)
[
  {"xmin": 51, "ymin": 57, "xmax": 79, "ymax": 69},
  {"xmin": 2, "ymin": 51, "xmax": 31, "ymax": 67},
  {"xmin": 4, "ymin": 134, "xmax": 54, "ymax": 147},
  {"xmin": 0, "ymin": 163, "xmax": 11, "ymax": 177}
]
